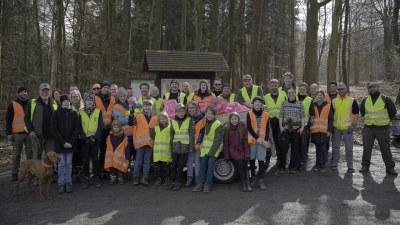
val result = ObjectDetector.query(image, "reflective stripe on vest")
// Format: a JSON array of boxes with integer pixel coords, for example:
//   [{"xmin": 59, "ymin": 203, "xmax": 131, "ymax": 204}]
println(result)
[
  {"xmin": 154, "ymin": 125, "xmax": 172, "ymax": 162},
  {"xmin": 333, "ymin": 96, "xmax": 355, "ymax": 130},
  {"xmin": 218, "ymin": 93, "xmax": 236, "ymax": 103},
  {"xmin": 264, "ymin": 94, "xmax": 286, "ymax": 118},
  {"xmin": 104, "ymin": 136, "xmax": 129, "ymax": 173},
  {"xmin": 172, "ymin": 118, "xmax": 190, "ymax": 144},
  {"xmin": 12, "ymin": 101, "xmax": 27, "ymax": 133},
  {"xmin": 79, "ymin": 108, "xmax": 100, "ymax": 136},
  {"xmin": 248, "ymin": 111, "xmax": 269, "ymax": 144},
  {"xmin": 301, "ymin": 96, "xmax": 313, "ymax": 123},
  {"xmin": 310, "ymin": 104, "xmax": 330, "ymax": 133},
  {"xmin": 95, "ymin": 95, "xmax": 115, "ymax": 126},
  {"xmin": 200, "ymin": 120, "xmax": 223, "ymax": 157},
  {"xmin": 30, "ymin": 99, "xmax": 58, "ymax": 121},
  {"xmin": 364, "ymin": 95, "xmax": 390, "ymax": 126},
  {"xmin": 133, "ymin": 113, "xmax": 157, "ymax": 148},
  {"xmin": 114, "ymin": 104, "xmax": 134, "ymax": 135},
  {"xmin": 241, "ymin": 85, "xmax": 258, "ymax": 102}
]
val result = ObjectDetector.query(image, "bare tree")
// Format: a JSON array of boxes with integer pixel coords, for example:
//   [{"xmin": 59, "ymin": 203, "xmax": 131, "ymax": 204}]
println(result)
[
  {"xmin": 326, "ymin": 0, "xmax": 342, "ymax": 87},
  {"xmin": 181, "ymin": 0, "xmax": 187, "ymax": 51}
]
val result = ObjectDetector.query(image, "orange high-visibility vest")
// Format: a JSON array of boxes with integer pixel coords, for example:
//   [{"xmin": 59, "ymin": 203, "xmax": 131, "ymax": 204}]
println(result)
[
  {"xmin": 11, "ymin": 101, "xmax": 27, "ymax": 133},
  {"xmin": 194, "ymin": 95, "xmax": 215, "ymax": 111},
  {"xmin": 95, "ymin": 95, "xmax": 115, "ymax": 126},
  {"xmin": 310, "ymin": 103, "xmax": 331, "ymax": 133},
  {"xmin": 104, "ymin": 136, "xmax": 129, "ymax": 173},
  {"xmin": 325, "ymin": 93, "xmax": 339, "ymax": 105},
  {"xmin": 133, "ymin": 113, "xmax": 157, "ymax": 149},
  {"xmin": 114, "ymin": 104, "xmax": 134, "ymax": 136},
  {"xmin": 247, "ymin": 111, "xmax": 269, "ymax": 144}
]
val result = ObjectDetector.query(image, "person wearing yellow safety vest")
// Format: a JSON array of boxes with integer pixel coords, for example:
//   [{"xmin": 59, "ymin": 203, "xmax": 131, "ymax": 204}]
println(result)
[
  {"xmin": 310, "ymin": 90, "xmax": 333, "ymax": 172},
  {"xmin": 278, "ymin": 72, "xmax": 299, "ymax": 99},
  {"xmin": 129, "ymin": 99, "xmax": 158, "ymax": 186},
  {"xmin": 104, "ymin": 119, "xmax": 131, "ymax": 185},
  {"xmin": 166, "ymin": 103, "xmax": 194, "ymax": 191},
  {"xmin": 150, "ymin": 111, "xmax": 172, "ymax": 186},
  {"xmin": 6, "ymin": 86, "xmax": 32, "ymax": 182},
  {"xmin": 70, "ymin": 89, "xmax": 85, "ymax": 183},
  {"xmin": 246, "ymin": 96, "xmax": 270, "ymax": 191},
  {"xmin": 95, "ymin": 81, "xmax": 115, "ymax": 179},
  {"xmin": 218, "ymin": 83, "xmax": 237, "ymax": 103},
  {"xmin": 212, "ymin": 79, "xmax": 223, "ymax": 97},
  {"xmin": 135, "ymin": 82, "xmax": 155, "ymax": 114},
  {"xmin": 24, "ymin": 83, "xmax": 58, "ymax": 186},
  {"xmin": 278, "ymin": 87, "xmax": 305, "ymax": 175},
  {"xmin": 181, "ymin": 82, "xmax": 194, "ymax": 103},
  {"xmin": 150, "ymin": 86, "xmax": 163, "ymax": 114},
  {"xmin": 163, "ymin": 79, "xmax": 187, "ymax": 105},
  {"xmin": 331, "ymin": 83, "xmax": 359, "ymax": 173},
  {"xmin": 193, "ymin": 80, "xmax": 216, "ymax": 112},
  {"xmin": 359, "ymin": 83, "xmax": 398, "ymax": 175},
  {"xmin": 192, "ymin": 106, "xmax": 223, "ymax": 194},
  {"xmin": 237, "ymin": 74, "xmax": 263, "ymax": 108},
  {"xmin": 264, "ymin": 79, "xmax": 286, "ymax": 170},
  {"xmin": 296, "ymin": 82, "xmax": 314, "ymax": 171},
  {"xmin": 79, "ymin": 93, "xmax": 104, "ymax": 189}
]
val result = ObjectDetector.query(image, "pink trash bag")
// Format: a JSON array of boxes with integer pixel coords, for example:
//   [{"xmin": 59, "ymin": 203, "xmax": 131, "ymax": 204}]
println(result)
[{"xmin": 162, "ymin": 99, "xmax": 177, "ymax": 120}]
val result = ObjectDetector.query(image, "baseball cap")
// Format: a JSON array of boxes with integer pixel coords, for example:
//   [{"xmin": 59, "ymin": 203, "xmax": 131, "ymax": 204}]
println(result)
[
  {"xmin": 175, "ymin": 103, "xmax": 185, "ymax": 111},
  {"xmin": 337, "ymin": 83, "xmax": 347, "ymax": 89},
  {"xmin": 243, "ymin": 74, "xmax": 252, "ymax": 80},
  {"xmin": 92, "ymin": 83, "xmax": 101, "ymax": 89},
  {"xmin": 39, "ymin": 83, "xmax": 50, "ymax": 90}
]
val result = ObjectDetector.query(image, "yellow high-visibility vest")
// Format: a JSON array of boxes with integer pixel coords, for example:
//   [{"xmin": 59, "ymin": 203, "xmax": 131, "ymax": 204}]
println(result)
[
  {"xmin": 79, "ymin": 109, "xmax": 100, "ymax": 136},
  {"xmin": 200, "ymin": 120, "xmax": 223, "ymax": 157},
  {"xmin": 333, "ymin": 96, "xmax": 355, "ymax": 130},
  {"xmin": 264, "ymin": 94, "xmax": 286, "ymax": 118},
  {"xmin": 364, "ymin": 95, "xmax": 390, "ymax": 126},
  {"xmin": 241, "ymin": 85, "xmax": 259, "ymax": 102},
  {"xmin": 154, "ymin": 125, "xmax": 172, "ymax": 162},
  {"xmin": 172, "ymin": 118, "xmax": 190, "ymax": 144}
]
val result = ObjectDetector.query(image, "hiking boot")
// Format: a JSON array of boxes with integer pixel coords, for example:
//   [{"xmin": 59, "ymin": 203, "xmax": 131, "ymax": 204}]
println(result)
[
  {"xmin": 140, "ymin": 177, "xmax": 149, "ymax": 186},
  {"xmin": 241, "ymin": 182, "xmax": 247, "ymax": 192},
  {"xmin": 95, "ymin": 177, "xmax": 102, "ymax": 188},
  {"xmin": 155, "ymin": 177, "xmax": 162, "ymax": 186},
  {"xmin": 313, "ymin": 164, "xmax": 320, "ymax": 171},
  {"xmin": 298, "ymin": 164, "xmax": 304, "ymax": 171},
  {"xmin": 347, "ymin": 168, "xmax": 355, "ymax": 173},
  {"xmin": 330, "ymin": 166, "xmax": 338, "ymax": 170},
  {"xmin": 192, "ymin": 183, "xmax": 204, "ymax": 192},
  {"xmin": 289, "ymin": 169, "xmax": 296, "ymax": 174},
  {"xmin": 258, "ymin": 179, "xmax": 267, "ymax": 190},
  {"xmin": 65, "ymin": 183, "xmax": 72, "ymax": 193},
  {"xmin": 246, "ymin": 182, "xmax": 253, "ymax": 192},
  {"xmin": 203, "ymin": 183, "xmax": 211, "ymax": 194},
  {"xmin": 81, "ymin": 177, "xmax": 89, "ymax": 189},
  {"xmin": 319, "ymin": 165, "xmax": 326, "ymax": 172},
  {"xmin": 118, "ymin": 177, "xmax": 125, "ymax": 185},
  {"xmin": 58, "ymin": 185, "xmax": 65, "ymax": 194},
  {"xmin": 185, "ymin": 176, "xmax": 193, "ymax": 187},
  {"xmin": 109, "ymin": 176, "xmax": 117, "ymax": 185},
  {"xmin": 386, "ymin": 168, "xmax": 398, "ymax": 176},
  {"xmin": 359, "ymin": 166, "xmax": 369, "ymax": 173},
  {"xmin": 132, "ymin": 176, "xmax": 139, "ymax": 186},
  {"xmin": 250, "ymin": 177, "xmax": 257, "ymax": 187},
  {"xmin": 165, "ymin": 180, "xmax": 173, "ymax": 190},
  {"xmin": 173, "ymin": 182, "xmax": 181, "ymax": 191},
  {"xmin": 11, "ymin": 173, "xmax": 18, "ymax": 182}
]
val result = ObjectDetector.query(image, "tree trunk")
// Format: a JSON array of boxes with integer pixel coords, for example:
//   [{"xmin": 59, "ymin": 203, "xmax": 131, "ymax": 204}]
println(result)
[
  {"xmin": 181, "ymin": 0, "xmax": 187, "ymax": 51},
  {"xmin": 341, "ymin": 0, "xmax": 349, "ymax": 91},
  {"xmin": 60, "ymin": 1, "xmax": 66, "ymax": 90},
  {"xmin": 393, "ymin": 0, "xmax": 400, "ymax": 54},
  {"xmin": 51, "ymin": 0, "xmax": 62, "ymax": 89},
  {"xmin": 33, "ymin": 0, "xmax": 44, "ymax": 79},
  {"xmin": 225, "ymin": 0, "xmax": 235, "ymax": 84},
  {"xmin": 289, "ymin": 0, "xmax": 296, "ymax": 74},
  {"xmin": 195, "ymin": 0, "xmax": 203, "ymax": 51},
  {"xmin": 210, "ymin": 0, "xmax": 219, "ymax": 52},
  {"xmin": 246, "ymin": 0, "xmax": 263, "ymax": 77},
  {"xmin": 148, "ymin": 0, "xmax": 155, "ymax": 50},
  {"xmin": 326, "ymin": 0, "xmax": 342, "ymax": 88},
  {"xmin": 121, "ymin": 0, "xmax": 131, "ymax": 80},
  {"xmin": 152, "ymin": 0, "xmax": 163, "ymax": 50}
]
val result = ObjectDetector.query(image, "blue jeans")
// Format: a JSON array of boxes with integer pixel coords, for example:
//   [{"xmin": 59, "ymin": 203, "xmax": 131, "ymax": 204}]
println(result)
[
  {"xmin": 199, "ymin": 156, "xmax": 216, "ymax": 185},
  {"xmin": 133, "ymin": 146, "xmax": 153, "ymax": 177},
  {"xmin": 58, "ymin": 153, "xmax": 73, "ymax": 185},
  {"xmin": 187, "ymin": 151, "xmax": 200, "ymax": 177}
]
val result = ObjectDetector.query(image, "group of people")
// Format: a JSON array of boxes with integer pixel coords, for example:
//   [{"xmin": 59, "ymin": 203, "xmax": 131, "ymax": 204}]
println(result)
[{"xmin": 6, "ymin": 72, "xmax": 398, "ymax": 195}]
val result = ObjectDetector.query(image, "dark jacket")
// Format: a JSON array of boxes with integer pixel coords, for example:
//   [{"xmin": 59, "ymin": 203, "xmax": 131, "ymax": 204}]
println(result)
[
  {"xmin": 51, "ymin": 107, "xmax": 80, "ymax": 153},
  {"xmin": 24, "ymin": 96, "xmax": 57, "ymax": 138},
  {"xmin": 310, "ymin": 100, "xmax": 333, "ymax": 145},
  {"xmin": 6, "ymin": 97, "xmax": 29, "ymax": 135},
  {"xmin": 223, "ymin": 122, "xmax": 250, "ymax": 160}
]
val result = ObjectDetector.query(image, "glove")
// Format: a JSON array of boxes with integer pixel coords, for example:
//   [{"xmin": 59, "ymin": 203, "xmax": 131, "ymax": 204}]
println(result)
[
  {"xmin": 86, "ymin": 136, "xmax": 96, "ymax": 146},
  {"xmin": 135, "ymin": 103, "xmax": 143, "ymax": 110},
  {"xmin": 347, "ymin": 124, "xmax": 355, "ymax": 134},
  {"xmin": 7, "ymin": 134, "xmax": 14, "ymax": 141}
]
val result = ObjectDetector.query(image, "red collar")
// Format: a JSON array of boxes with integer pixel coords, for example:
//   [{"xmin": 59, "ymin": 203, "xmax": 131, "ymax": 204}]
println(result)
[{"xmin": 42, "ymin": 162, "xmax": 52, "ymax": 168}]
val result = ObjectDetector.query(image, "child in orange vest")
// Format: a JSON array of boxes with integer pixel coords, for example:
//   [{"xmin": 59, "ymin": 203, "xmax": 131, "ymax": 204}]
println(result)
[
  {"xmin": 129, "ymin": 99, "xmax": 157, "ymax": 186},
  {"xmin": 149, "ymin": 111, "xmax": 172, "ymax": 186},
  {"xmin": 104, "ymin": 119, "xmax": 131, "ymax": 185}
]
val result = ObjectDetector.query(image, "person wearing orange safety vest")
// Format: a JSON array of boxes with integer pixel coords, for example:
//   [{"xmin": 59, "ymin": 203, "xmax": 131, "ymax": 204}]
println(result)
[
  {"xmin": 95, "ymin": 81, "xmax": 115, "ymax": 178},
  {"xmin": 331, "ymin": 83, "xmax": 359, "ymax": 173},
  {"xmin": 237, "ymin": 74, "xmax": 263, "ymax": 108},
  {"xmin": 246, "ymin": 96, "xmax": 270, "ymax": 190},
  {"xmin": 310, "ymin": 90, "xmax": 333, "ymax": 172},
  {"xmin": 6, "ymin": 86, "xmax": 32, "ymax": 182},
  {"xmin": 129, "ymin": 99, "xmax": 157, "ymax": 186},
  {"xmin": 359, "ymin": 83, "xmax": 398, "ymax": 175},
  {"xmin": 193, "ymin": 80, "xmax": 216, "ymax": 112},
  {"xmin": 104, "ymin": 119, "xmax": 131, "ymax": 185}
]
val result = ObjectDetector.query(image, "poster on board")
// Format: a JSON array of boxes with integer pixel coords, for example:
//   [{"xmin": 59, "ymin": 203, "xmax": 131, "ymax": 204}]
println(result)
[{"xmin": 130, "ymin": 79, "xmax": 155, "ymax": 98}]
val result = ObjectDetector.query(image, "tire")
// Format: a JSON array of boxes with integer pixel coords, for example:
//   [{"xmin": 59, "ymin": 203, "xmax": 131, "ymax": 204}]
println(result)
[{"xmin": 213, "ymin": 156, "xmax": 238, "ymax": 184}]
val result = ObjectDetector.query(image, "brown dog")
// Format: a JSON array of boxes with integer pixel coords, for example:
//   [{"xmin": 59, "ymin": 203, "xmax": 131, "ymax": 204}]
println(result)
[{"xmin": 14, "ymin": 151, "xmax": 60, "ymax": 201}]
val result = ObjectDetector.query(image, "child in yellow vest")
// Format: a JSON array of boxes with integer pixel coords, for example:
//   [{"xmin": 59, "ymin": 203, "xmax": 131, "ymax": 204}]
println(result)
[
  {"xmin": 104, "ymin": 119, "xmax": 131, "ymax": 185},
  {"xmin": 166, "ymin": 103, "xmax": 194, "ymax": 191},
  {"xmin": 150, "ymin": 111, "xmax": 172, "ymax": 186}
]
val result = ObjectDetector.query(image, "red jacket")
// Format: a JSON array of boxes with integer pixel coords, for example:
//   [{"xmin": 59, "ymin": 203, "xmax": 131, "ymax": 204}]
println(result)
[{"xmin": 223, "ymin": 122, "xmax": 250, "ymax": 160}]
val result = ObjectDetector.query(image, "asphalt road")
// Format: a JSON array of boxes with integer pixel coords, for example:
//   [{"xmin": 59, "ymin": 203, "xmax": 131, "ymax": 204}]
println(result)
[{"xmin": 1, "ymin": 144, "xmax": 399, "ymax": 225}]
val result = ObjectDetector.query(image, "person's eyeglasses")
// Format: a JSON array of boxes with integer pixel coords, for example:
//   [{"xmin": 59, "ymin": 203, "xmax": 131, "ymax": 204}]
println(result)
[
  {"xmin": 93, "ymin": 88, "xmax": 100, "ymax": 91},
  {"xmin": 215, "ymin": 84, "xmax": 221, "ymax": 86}
]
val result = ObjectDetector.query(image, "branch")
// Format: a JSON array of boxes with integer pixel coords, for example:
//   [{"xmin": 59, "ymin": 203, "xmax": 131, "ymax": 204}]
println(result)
[{"xmin": 318, "ymin": 0, "xmax": 332, "ymax": 8}]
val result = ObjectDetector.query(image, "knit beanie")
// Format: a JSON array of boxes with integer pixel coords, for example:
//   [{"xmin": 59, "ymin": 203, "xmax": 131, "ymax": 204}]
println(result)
[
  {"xmin": 222, "ymin": 83, "xmax": 230, "ymax": 88},
  {"xmin": 316, "ymin": 90, "xmax": 325, "ymax": 96},
  {"xmin": 60, "ymin": 94, "xmax": 70, "ymax": 103},
  {"xmin": 116, "ymin": 87, "xmax": 127, "ymax": 100},
  {"xmin": 329, "ymin": 81, "xmax": 337, "ymax": 87},
  {"xmin": 18, "ymin": 86, "xmax": 27, "ymax": 94},
  {"xmin": 252, "ymin": 96, "xmax": 264, "ymax": 104},
  {"xmin": 111, "ymin": 119, "xmax": 123, "ymax": 136},
  {"xmin": 83, "ymin": 93, "xmax": 95, "ymax": 101},
  {"xmin": 100, "ymin": 81, "xmax": 111, "ymax": 89},
  {"xmin": 170, "ymin": 79, "xmax": 179, "ymax": 86}
]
